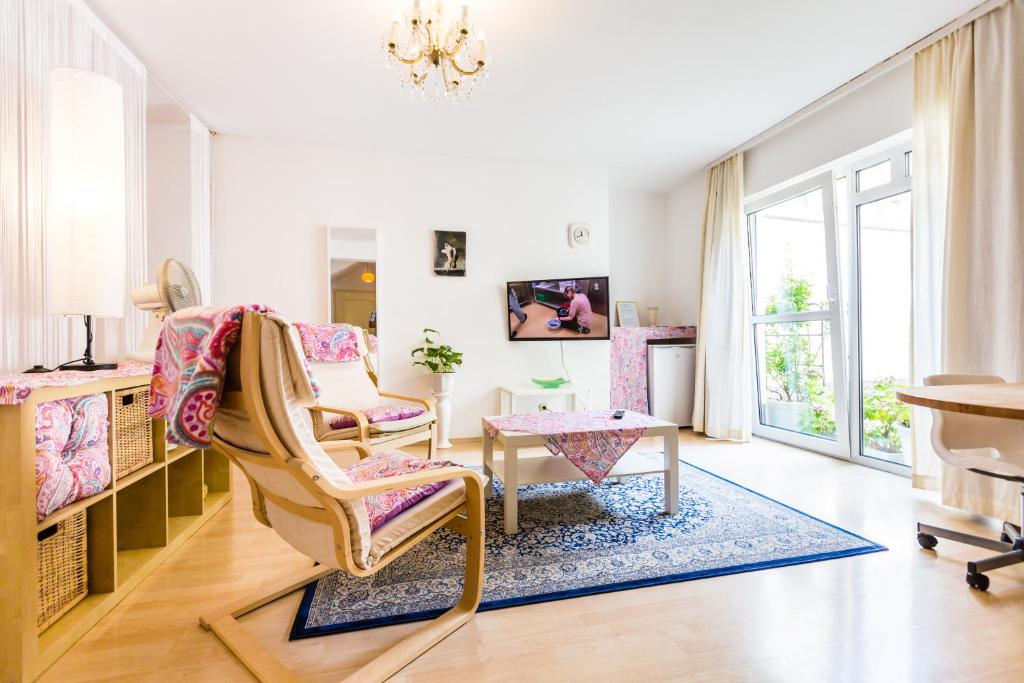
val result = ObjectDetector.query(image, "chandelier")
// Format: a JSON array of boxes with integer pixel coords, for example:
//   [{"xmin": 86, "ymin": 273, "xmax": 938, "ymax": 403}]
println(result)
[{"xmin": 384, "ymin": 0, "xmax": 489, "ymax": 103}]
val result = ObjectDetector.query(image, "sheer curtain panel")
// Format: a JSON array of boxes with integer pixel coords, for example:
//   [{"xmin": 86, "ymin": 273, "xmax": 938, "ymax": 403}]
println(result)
[{"xmin": 692, "ymin": 154, "xmax": 752, "ymax": 441}]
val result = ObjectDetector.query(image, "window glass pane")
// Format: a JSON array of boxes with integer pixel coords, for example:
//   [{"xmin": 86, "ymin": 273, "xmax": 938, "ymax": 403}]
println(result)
[
  {"xmin": 755, "ymin": 320, "xmax": 836, "ymax": 441},
  {"xmin": 749, "ymin": 188, "xmax": 830, "ymax": 315},
  {"xmin": 858, "ymin": 191, "xmax": 912, "ymax": 464},
  {"xmin": 856, "ymin": 160, "xmax": 891, "ymax": 191}
]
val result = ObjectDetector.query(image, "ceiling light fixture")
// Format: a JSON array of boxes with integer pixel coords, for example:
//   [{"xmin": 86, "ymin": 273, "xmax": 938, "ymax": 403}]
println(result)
[
  {"xmin": 384, "ymin": 0, "xmax": 489, "ymax": 104},
  {"xmin": 360, "ymin": 263, "xmax": 376, "ymax": 283}
]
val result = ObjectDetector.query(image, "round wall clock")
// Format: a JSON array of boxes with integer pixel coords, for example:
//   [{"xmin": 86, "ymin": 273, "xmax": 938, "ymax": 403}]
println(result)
[{"xmin": 568, "ymin": 223, "xmax": 591, "ymax": 248}]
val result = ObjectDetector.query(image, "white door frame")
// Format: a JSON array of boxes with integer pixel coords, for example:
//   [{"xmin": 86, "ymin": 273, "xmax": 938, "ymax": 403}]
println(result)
[
  {"xmin": 746, "ymin": 172, "xmax": 850, "ymax": 458},
  {"xmin": 838, "ymin": 143, "xmax": 913, "ymax": 476}
]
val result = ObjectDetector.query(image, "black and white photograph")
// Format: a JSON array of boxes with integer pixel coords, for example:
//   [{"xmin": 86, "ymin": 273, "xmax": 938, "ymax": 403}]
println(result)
[{"xmin": 433, "ymin": 230, "xmax": 466, "ymax": 276}]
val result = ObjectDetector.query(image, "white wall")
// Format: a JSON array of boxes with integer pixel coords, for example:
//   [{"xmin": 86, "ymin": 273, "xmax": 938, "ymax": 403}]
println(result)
[
  {"xmin": 745, "ymin": 62, "xmax": 913, "ymax": 197},
  {"xmin": 213, "ymin": 135, "xmax": 611, "ymax": 438},
  {"xmin": 146, "ymin": 125, "xmax": 192, "ymax": 279},
  {"xmin": 609, "ymin": 189, "xmax": 671, "ymax": 325},
  {"xmin": 664, "ymin": 61, "xmax": 914, "ymax": 325},
  {"xmin": 665, "ymin": 172, "xmax": 706, "ymax": 327}
]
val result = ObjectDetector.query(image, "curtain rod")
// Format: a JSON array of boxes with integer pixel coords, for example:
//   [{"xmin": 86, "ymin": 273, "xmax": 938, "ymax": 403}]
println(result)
[{"xmin": 705, "ymin": 0, "xmax": 1009, "ymax": 170}]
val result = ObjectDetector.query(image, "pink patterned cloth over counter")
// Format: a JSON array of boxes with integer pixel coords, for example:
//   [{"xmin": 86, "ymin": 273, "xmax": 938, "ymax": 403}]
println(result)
[
  {"xmin": 484, "ymin": 410, "xmax": 660, "ymax": 484},
  {"xmin": 149, "ymin": 305, "xmax": 275, "ymax": 449},
  {"xmin": 294, "ymin": 322, "xmax": 362, "ymax": 363},
  {"xmin": 342, "ymin": 451, "xmax": 456, "ymax": 530},
  {"xmin": 0, "ymin": 362, "xmax": 152, "ymax": 406},
  {"xmin": 328, "ymin": 402, "xmax": 427, "ymax": 430},
  {"xmin": 610, "ymin": 326, "xmax": 696, "ymax": 414},
  {"xmin": 35, "ymin": 394, "xmax": 111, "ymax": 521}
]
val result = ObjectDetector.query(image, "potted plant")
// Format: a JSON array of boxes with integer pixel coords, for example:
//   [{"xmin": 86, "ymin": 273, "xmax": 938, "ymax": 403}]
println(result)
[{"xmin": 411, "ymin": 328, "xmax": 463, "ymax": 448}]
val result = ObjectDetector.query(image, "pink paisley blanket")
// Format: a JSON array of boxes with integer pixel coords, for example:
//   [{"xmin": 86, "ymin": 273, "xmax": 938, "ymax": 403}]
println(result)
[
  {"xmin": 294, "ymin": 321, "xmax": 363, "ymax": 362},
  {"xmin": 149, "ymin": 304, "xmax": 276, "ymax": 448},
  {"xmin": 342, "ymin": 451, "xmax": 456, "ymax": 529},
  {"xmin": 484, "ymin": 410, "xmax": 660, "ymax": 484}
]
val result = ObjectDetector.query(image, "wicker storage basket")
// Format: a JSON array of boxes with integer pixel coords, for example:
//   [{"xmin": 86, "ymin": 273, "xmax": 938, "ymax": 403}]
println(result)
[
  {"xmin": 37, "ymin": 511, "xmax": 88, "ymax": 632},
  {"xmin": 113, "ymin": 386, "xmax": 153, "ymax": 478}
]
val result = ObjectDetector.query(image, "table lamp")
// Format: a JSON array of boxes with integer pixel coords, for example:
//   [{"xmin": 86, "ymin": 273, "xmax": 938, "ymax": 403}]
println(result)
[{"xmin": 45, "ymin": 67, "xmax": 126, "ymax": 371}]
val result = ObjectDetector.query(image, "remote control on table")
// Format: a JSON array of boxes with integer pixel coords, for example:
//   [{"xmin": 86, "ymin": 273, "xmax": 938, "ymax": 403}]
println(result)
[{"xmin": 612, "ymin": 410, "xmax": 625, "ymax": 419}]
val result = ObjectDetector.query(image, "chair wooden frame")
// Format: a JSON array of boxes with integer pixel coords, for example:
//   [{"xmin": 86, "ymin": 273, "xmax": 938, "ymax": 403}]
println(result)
[
  {"xmin": 309, "ymin": 328, "xmax": 439, "ymax": 459},
  {"xmin": 200, "ymin": 312, "xmax": 485, "ymax": 682}
]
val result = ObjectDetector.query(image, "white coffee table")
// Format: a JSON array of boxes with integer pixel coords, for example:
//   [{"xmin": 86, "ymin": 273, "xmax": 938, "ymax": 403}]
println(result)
[{"xmin": 481, "ymin": 415, "xmax": 679, "ymax": 533}]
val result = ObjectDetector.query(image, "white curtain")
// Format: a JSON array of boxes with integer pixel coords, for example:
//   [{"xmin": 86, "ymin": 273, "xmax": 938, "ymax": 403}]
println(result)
[
  {"xmin": 189, "ymin": 114, "xmax": 212, "ymax": 301},
  {"xmin": 0, "ymin": 0, "xmax": 147, "ymax": 373},
  {"xmin": 912, "ymin": 0, "xmax": 1023, "ymax": 521},
  {"xmin": 693, "ymin": 153, "xmax": 752, "ymax": 441}
]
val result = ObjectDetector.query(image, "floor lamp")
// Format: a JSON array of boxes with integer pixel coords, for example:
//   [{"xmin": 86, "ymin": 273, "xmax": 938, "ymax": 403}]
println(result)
[{"xmin": 45, "ymin": 67, "xmax": 127, "ymax": 372}]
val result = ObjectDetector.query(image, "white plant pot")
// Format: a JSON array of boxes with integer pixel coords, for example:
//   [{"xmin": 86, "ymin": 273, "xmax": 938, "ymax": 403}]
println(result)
[{"xmin": 431, "ymin": 372, "xmax": 456, "ymax": 449}]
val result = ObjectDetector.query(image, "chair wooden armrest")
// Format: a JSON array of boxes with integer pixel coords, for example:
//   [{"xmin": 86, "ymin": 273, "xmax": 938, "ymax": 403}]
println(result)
[
  {"xmin": 310, "ymin": 404, "xmax": 371, "ymax": 441},
  {"xmin": 378, "ymin": 391, "xmax": 436, "ymax": 412},
  {"xmin": 295, "ymin": 461, "xmax": 483, "ymax": 500},
  {"xmin": 319, "ymin": 439, "xmax": 374, "ymax": 462}
]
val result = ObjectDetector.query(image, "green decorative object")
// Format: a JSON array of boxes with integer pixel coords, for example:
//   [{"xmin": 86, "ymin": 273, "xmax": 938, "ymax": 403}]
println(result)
[{"xmin": 531, "ymin": 377, "xmax": 569, "ymax": 389}]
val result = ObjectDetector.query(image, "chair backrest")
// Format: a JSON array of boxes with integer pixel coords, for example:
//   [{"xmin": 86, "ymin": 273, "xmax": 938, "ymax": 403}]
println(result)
[
  {"xmin": 308, "ymin": 327, "xmax": 381, "ymax": 410},
  {"xmin": 212, "ymin": 312, "xmax": 373, "ymax": 570},
  {"xmin": 923, "ymin": 374, "xmax": 1024, "ymax": 464}
]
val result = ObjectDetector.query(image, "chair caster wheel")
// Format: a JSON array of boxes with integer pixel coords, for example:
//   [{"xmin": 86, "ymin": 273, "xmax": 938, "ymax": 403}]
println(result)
[
  {"xmin": 917, "ymin": 533, "xmax": 938, "ymax": 550},
  {"xmin": 966, "ymin": 572, "xmax": 990, "ymax": 591}
]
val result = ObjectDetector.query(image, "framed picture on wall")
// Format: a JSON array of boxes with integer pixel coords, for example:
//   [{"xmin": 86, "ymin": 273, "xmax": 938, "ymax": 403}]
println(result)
[
  {"xmin": 433, "ymin": 230, "xmax": 466, "ymax": 276},
  {"xmin": 616, "ymin": 301, "xmax": 641, "ymax": 327}
]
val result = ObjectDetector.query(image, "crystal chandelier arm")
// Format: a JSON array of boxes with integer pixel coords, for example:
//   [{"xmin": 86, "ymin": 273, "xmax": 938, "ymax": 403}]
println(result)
[
  {"xmin": 389, "ymin": 43, "xmax": 425, "ymax": 66},
  {"xmin": 447, "ymin": 54, "xmax": 485, "ymax": 77}
]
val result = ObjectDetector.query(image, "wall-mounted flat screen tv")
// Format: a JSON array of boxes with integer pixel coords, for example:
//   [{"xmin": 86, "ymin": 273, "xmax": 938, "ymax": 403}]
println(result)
[{"xmin": 506, "ymin": 277, "xmax": 610, "ymax": 341}]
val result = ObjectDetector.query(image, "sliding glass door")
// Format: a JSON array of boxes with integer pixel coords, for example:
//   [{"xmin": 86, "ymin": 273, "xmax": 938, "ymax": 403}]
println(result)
[
  {"xmin": 746, "ymin": 143, "xmax": 913, "ymax": 473},
  {"xmin": 747, "ymin": 173, "xmax": 849, "ymax": 456}
]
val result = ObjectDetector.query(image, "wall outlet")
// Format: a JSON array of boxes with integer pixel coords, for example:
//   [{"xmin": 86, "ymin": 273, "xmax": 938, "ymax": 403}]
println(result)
[{"xmin": 538, "ymin": 403, "xmax": 548, "ymax": 412}]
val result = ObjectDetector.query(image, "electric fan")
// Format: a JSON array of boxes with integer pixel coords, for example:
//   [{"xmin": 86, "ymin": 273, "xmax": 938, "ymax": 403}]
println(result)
[{"xmin": 124, "ymin": 259, "xmax": 202, "ymax": 362}]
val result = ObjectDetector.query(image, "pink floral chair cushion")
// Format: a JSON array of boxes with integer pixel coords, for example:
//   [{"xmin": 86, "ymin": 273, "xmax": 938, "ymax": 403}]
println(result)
[
  {"xmin": 342, "ymin": 451, "xmax": 455, "ymax": 530},
  {"xmin": 294, "ymin": 322, "xmax": 362, "ymax": 363},
  {"xmin": 328, "ymin": 402, "xmax": 426, "ymax": 431},
  {"xmin": 35, "ymin": 394, "xmax": 111, "ymax": 520}
]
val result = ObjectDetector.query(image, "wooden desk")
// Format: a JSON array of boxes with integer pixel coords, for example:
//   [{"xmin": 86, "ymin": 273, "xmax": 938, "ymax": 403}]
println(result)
[{"xmin": 896, "ymin": 383, "xmax": 1024, "ymax": 420}]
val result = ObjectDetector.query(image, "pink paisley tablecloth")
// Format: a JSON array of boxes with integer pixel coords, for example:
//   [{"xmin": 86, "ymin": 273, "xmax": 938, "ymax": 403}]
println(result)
[
  {"xmin": 484, "ymin": 410, "xmax": 660, "ymax": 484},
  {"xmin": 610, "ymin": 326, "xmax": 696, "ymax": 414},
  {"xmin": 0, "ymin": 362, "xmax": 153, "ymax": 406}
]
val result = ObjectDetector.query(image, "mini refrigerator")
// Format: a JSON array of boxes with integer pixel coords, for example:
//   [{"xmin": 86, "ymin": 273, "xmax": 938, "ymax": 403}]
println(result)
[{"xmin": 647, "ymin": 344, "xmax": 695, "ymax": 427}]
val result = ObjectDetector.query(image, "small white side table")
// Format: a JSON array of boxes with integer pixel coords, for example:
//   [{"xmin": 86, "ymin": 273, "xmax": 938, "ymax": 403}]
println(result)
[{"xmin": 498, "ymin": 385, "xmax": 591, "ymax": 416}]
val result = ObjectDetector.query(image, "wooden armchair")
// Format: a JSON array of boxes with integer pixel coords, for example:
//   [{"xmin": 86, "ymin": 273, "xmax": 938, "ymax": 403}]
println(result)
[
  {"xmin": 308, "ymin": 326, "xmax": 438, "ymax": 458},
  {"xmin": 202, "ymin": 312, "xmax": 485, "ymax": 682}
]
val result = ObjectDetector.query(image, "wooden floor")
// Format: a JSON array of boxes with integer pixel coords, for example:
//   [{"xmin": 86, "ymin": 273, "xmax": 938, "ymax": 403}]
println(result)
[{"xmin": 42, "ymin": 432, "xmax": 1024, "ymax": 682}]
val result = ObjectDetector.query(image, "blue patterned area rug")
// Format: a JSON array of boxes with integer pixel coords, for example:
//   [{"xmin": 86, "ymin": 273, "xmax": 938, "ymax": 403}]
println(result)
[{"xmin": 290, "ymin": 459, "xmax": 884, "ymax": 639}]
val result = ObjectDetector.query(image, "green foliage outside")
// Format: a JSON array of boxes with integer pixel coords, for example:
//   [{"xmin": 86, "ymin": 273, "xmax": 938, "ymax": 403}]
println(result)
[
  {"xmin": 764, "ymin": 273, "xmax": 834, "ymax": 437},
  {"xmin": 863, "ymin": 376, "xmax": 911, "ymax": 452},
  {"xmin": 763, "ymin": 272, "xmax": 911, "ymax": 449},
  {"xmin": 410, "ymin": 328, "xmax": 463, "ymax": 374}
]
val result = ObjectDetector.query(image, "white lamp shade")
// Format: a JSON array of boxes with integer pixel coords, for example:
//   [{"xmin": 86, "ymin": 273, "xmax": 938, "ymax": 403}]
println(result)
[{"xmin": 47, "ymin": 67, "xmax": 127, "ymax": 318}]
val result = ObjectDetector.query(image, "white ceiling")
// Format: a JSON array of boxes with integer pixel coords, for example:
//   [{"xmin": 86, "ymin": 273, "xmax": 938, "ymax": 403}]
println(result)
[{"xmin": 89, "ymin": 0, "xmax": 980, "ymax": 191}]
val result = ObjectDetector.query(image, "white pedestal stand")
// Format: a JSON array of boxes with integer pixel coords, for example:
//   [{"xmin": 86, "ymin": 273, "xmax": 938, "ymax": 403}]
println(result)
[{"xmin": 432, "ymin": 372, "xmax": 456, "ymax": 449}]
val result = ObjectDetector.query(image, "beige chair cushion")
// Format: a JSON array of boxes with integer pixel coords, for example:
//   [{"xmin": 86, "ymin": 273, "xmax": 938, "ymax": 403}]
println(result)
[
  {"xmin": 213, "ymin": 315, "xmax": 374, "ymax": 569},
  {"xmin": 310, "ymin": 360, "xmax": 381, "ymax": 410},
  {"xmin": 368, "ymin": 478, "xmax": 467, "ymax": 565}
]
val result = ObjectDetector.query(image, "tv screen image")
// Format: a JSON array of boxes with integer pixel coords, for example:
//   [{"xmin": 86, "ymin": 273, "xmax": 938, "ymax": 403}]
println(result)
[{"xmin": 506, "ymin": 277, "xmax": 610, "ymax": 341}]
